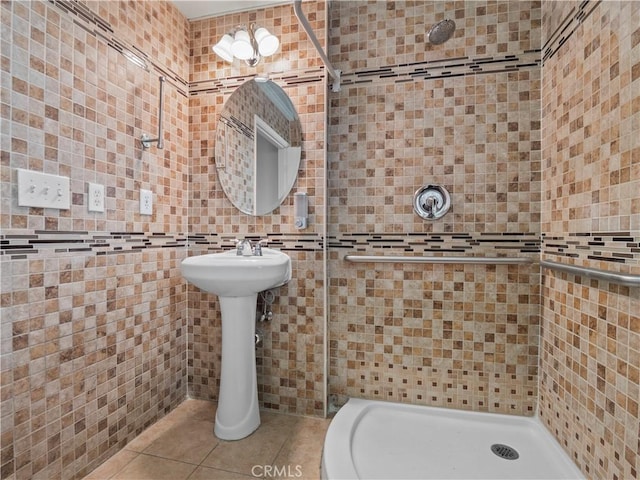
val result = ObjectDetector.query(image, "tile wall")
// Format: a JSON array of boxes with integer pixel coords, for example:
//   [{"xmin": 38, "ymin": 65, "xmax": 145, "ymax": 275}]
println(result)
[
  {"xmin": 327, "ymin": 1, "xmax": 543, "ymax": 415},
  {"xmin": 2, "ymin": 1, "xmax": 638, "ymax": 480},
  {"xmin": 538, "ymin": 1, "xmax": 640, "ymax": 479},
  {"xmin": 1, "ymin": 1, "xmax": 190, "ymax": 478},
  {"xmin": 187, "ymin": 2, "xmax": 328, "ymax": 416}
]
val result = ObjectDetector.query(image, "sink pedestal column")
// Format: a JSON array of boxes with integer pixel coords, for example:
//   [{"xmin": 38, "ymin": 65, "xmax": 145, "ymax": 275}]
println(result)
[{"xmin": 214, "ymin": 295, "xmax": 260, "ymax": 440}]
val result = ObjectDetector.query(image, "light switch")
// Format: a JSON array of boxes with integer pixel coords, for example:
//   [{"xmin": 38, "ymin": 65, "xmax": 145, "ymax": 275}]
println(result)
[{"xmin": 17, "ymin": 169, "xmax": 70, "ymax": 210}]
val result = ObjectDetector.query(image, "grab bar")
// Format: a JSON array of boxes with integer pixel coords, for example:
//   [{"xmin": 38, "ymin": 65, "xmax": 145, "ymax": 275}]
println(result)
[
  {"xmin": 293, "ymin": 0, "xmax": 341, "ymax": 92},
  {"xmin": 541, "ymin": 260, "xmax": 640, "ymax": 287},
  {"xmin": 141, "ymin": 75, "xmax": 165, "ymax": 149},
  {"xmin": 344, "ymin": 255, "xmax": 533, "ymax": 265}
]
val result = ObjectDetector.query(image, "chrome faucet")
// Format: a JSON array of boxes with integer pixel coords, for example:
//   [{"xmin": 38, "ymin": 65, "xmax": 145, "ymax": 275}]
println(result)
[
  {"xmin": 236, "ymin": 238, "xmax": 265, "ymax": 256},
  {"xmin": 236, "ymin": 239, "xmax": 253, "ymax": 256}
]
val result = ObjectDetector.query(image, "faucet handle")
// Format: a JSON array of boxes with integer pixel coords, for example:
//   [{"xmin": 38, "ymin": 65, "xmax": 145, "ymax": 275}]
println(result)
[{"xmin": 254, "ymin": 240, "xmax": 267, "ymax": 256}]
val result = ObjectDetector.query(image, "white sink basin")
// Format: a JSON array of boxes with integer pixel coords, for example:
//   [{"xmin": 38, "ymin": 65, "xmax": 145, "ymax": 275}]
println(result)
[
  {"xmin": 180, "ymin": 246, "xmax": 291, "ymax": 440},
  {"xmin": 180, "ymin": 248, "xmax": 291, "ymax": 297}
]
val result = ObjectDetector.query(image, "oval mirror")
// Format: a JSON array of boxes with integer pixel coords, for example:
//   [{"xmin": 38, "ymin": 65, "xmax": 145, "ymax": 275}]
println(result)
[{"xmin": 215, "ymin": 78, "xmax": 302, "ymax": 215}]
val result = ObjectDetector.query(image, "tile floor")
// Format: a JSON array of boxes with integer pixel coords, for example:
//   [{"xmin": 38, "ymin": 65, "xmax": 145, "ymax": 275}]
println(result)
[{"xmin": 84, "ymin": 399, "xmax": 331, "ymax": 480}]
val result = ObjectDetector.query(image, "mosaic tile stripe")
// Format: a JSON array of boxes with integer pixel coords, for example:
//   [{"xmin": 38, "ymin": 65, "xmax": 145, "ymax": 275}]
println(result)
[
  {"xmin": 0, "ymin": 231, "xmax": 187, "ymax": 259},
  {"xmin": 189, "ymin": 69, "xmax": 326, "ymax": 96},
  {"xmin": 6, "ymin": 231, "xmax": 637, "ymax": 265},
  {"xmin": 542, "ymin": 0, "xmax": 601, "ymax": 64},
  {"xmin": 187, "ymin": 233, "xmax": 324, "ymax": 252},
  {"xmin": 49, "ymin": 0, "xmax": 113, "ymax": 34},
  {"xmin": 329, "ymin": 233, "xmax": 541, "ymax": 255},
  {"xmin": 219, "ymin": 114, "xmax": 253, "ymax": 141},
  {"xmin": 542, "ymin": 232, "xmax": 640, "ymax": 265},
  {"xmin": 0, "ymin": 231, "xmax": 328, "ymax": 258},
  {"xmin": 339, "ymin": 51, "xmax": 541, "ymax": 86},
  {"xmin": 49, "ymin": 0, "xmax": 327, "ymax": 97},
  {"xmin": 48, "ymin": 0, "xmax": 189, "ymax": 96}
]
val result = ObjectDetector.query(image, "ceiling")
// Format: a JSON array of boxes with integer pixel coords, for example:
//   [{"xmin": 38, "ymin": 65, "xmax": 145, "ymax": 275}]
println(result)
[{"xmin": 172, "ymin": 0, "xmax": 290, "ymax": 20}]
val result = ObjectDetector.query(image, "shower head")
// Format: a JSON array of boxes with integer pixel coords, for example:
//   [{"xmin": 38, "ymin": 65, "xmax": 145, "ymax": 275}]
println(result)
[{"xmin": 427, "ymin": 19, "xmax": 456, "ymax": 45}]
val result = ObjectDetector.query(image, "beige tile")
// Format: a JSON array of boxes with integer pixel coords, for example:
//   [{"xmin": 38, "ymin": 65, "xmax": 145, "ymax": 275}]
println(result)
[
  {"xmin": 201, "ymin": 414, "xmax": 292, "ymax": 476},
  {"xmin": 143, "ymin": 419, "xmax": 218, "ymax": 465},
  {"xmin": 258, "ymin": 411, "xmax": 302, "ymax": 433},
  {"xmin": 125, "ymin": 416, "xmax": 178, "ymax": 453},
  {"xmin": 83, "ymin": 450, "xmax": 139, "ymax": 480},
  {"xmin": 187, "ymin": 465, "xmax": 256, "ymax": 480},
  {"xmin": 111, "ymin": 454, "xmax": 197, "ymax": 480},
  {"xmin": 169, "ymin": 399, "xmax": 217, "ymax": 424},
  {"xmin": 271, "ymin": 464, "xmax": 318, "ymax": 480},
  {"xmin": 271, "ymin": 417, "xmax": 330, "ymax": 480}
]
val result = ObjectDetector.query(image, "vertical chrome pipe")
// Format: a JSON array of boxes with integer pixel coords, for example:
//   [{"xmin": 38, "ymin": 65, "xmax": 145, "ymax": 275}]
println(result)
[
  {"xmin": 293, "ymin": 0, "xmax": 341, "ymax": 92},
  {"xmin": 156, "ymin": 76, "xmax": 165, "ymax": 149},
  {"xmin": 141, "ymin": 75, "xmax": 165, "ymax": 149}
]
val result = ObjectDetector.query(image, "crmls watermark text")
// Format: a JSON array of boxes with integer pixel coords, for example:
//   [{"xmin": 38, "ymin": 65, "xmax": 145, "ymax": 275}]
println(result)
[{"xmin": 251, "ymin": 464, "xmax": 303, "ymax": 478}]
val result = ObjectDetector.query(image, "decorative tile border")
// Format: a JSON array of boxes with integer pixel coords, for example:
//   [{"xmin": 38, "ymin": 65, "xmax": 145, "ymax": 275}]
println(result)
[
  {"xmin": 0, "ymin": 231, "xmax": 329, "ymax": 259},
  {"xmin": 219, "ymin": 114, "xmax": 253, "ymax": 141},
  {"xmin": 6, "ymin": 231, "xmax": 638, "ymax": 265},
  {"xmin": 48, "ymin": 0, "xmax": 190, "ymax": 96},
  {"xmin": 47, "ymin": 0, "xmax": 327, "ymax": 98},
  {"xmin": 542, "ymin": 232, "xmax": 640, "ymax": 265},
  {"xmin": 329, "ymin": 232, "xmax": 541, "ymax": 255},
  {"xmin": 1, "ymin": 231, "xmax": 187, "ymax": 259},
  {"xmin": 541, "ymin": 0, "xmax": 601, "ymax": 64},
  {"xmin": 187, "ymin": 232, "xmax": 324, "ymax": 252},
  {"xmin": 189, "ymin": 69, "xmax": 326, "ymax": 96},
  {"xmin": 340, "ymin": 51, "xmax": 541, "ymax": 86},
  {"xmin": 190, "ymin": 50, "xmax": 543, "ymax": 93}
]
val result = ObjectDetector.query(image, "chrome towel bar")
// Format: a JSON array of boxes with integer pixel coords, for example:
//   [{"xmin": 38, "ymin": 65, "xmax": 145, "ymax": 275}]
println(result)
[
  {"xmin": 343, "ymin": 255, "xmax": 533, "ymax": 265},
  {"xmin": 541, "ymin": 260, "xmax": 640, "ymax": 287},
  {"xmin": 141, "ymin": 75, "xmax": 165, "ymax": 149}
]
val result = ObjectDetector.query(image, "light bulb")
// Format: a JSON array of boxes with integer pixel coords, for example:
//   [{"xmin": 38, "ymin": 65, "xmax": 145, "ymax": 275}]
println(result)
[
  {"xmin": 231, "ymin": 30, "xmax": 254, "ymax": 60},
  {"xmin": 254, "ymin": 27, "xmax": 279, "ymax": 57},
  {"xmin": 212, "ymin": 34, "xmax": 234, "ymax": 63}
]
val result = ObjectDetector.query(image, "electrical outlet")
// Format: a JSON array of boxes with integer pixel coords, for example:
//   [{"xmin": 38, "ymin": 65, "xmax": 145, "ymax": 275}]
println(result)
[
  {"xmin": 140, "ymin": 189, "xmax": 153, "ymax": 215},
  {"xmin": 17, "ymin": 169, "xmax": 70, "ymax": 210},
  {"xmin": 88, "ymin": 183, "xmax": 105, "ymax": 212}
]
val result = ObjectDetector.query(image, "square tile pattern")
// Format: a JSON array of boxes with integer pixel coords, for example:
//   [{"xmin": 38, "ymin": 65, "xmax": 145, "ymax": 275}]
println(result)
[
  {"xmin": 187, "ymin": 2, "xmax": 328, "ymax": 419},
  {"xmin": 538, "ymin": 2, "xmax": 640, "ymax": 480},
  {"xmin": 2, "ymin": 1, "xmax": 638, "ymax": 480},
  {"xmin": 82, "ymin": 399, "xmax": 329, "ymax": 480},
  {"xmin": 326, "ymin": 0, "xmax": 543, "ymax": 418}
]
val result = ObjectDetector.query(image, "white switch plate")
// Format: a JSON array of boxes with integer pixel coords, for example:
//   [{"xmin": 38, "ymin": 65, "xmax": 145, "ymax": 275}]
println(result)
[
  {"xmin": 17, "ymin": 168, "xmax": 70, "ymax": 210},
  {"xmin": 88, "ymin": 182, "xmax": 105, "ymax": 212},
  {"xmin": 140, "ymin": 189, "xmax": 153, "ymax": 215}
]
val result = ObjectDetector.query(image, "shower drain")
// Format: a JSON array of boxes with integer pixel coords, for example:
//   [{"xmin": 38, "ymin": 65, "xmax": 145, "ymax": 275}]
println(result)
[{"xmin": 491, "ymin": 444, "xmax": 520, "ymax": 460}]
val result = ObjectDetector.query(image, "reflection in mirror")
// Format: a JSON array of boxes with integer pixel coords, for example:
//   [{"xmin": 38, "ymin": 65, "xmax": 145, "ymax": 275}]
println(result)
[{"xmin": 215, "ymin": 79, "xmax": 302, "ymax": 215}]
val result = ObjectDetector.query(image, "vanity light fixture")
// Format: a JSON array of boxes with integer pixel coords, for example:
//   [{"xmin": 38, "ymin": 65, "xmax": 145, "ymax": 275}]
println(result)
[{"xmin": 213, "ymin": 24, "xmax": 279, "ymax": 67}]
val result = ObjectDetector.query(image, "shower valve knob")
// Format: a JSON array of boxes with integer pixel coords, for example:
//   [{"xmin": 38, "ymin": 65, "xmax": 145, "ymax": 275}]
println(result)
[{"xmin": 413, "ymin": 184, "xmax": 451, "ymax": 220}]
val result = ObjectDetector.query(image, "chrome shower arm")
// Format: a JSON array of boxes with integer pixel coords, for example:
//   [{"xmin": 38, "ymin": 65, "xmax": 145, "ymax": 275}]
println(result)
[
  {"xmin": 141, "ymin": 76, "xmax": 165, "ymax": 149},
  {"xmin": 293, "ymin": 0, "xmax": 341, "ymax": 92}
]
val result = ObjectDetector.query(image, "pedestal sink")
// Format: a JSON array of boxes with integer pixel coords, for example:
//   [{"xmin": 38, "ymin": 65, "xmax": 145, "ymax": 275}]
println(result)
[{"xmin": 180, "ymin": 248, "xmax": 291, "ymax": 440}]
